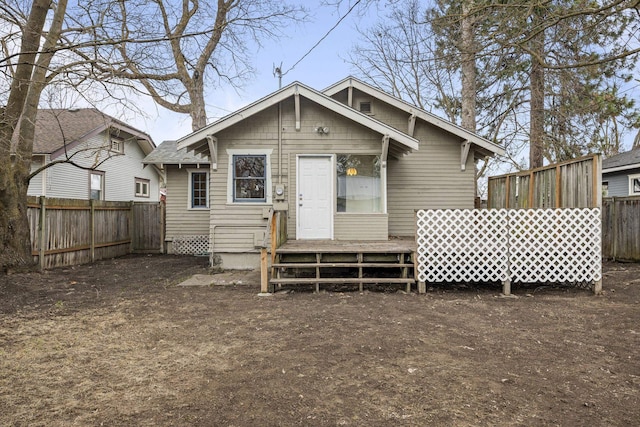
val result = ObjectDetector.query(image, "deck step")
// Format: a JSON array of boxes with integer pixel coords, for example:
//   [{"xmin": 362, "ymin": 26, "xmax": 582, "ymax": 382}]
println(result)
[
  {"xmin": 270, "ymin": 277, "xmax": 415, "ymax": 284},
  {"xmin": 271, "ymin": 262, "xmax": 413, "ymax": 269}
]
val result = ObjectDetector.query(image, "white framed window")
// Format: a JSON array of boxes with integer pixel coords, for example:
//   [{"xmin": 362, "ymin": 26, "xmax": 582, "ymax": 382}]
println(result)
[
  {"xmin": 629, "ymin": 174, "xmax": 640, "ymax": 195},
  {"xmin": 110, "ymin": 136, "xmax": 124, "ymax": 153},
  {"xmin": 135, "ymin": 178, "xmax": 150, "ymax": 198},
  {"xmin": 336, "ymin": 154, "xmax": 382, "ymax": 213},
  {"xmin": 188, "ymin": 169, "xmax": 209, "ymax": 209},
  {"xmin": 89, "ymin": 171, "xmax": 105, "ymax": 200},
  {"xmin": 226, "ymin": 149, "xmax": 272, "ymax": 204}
]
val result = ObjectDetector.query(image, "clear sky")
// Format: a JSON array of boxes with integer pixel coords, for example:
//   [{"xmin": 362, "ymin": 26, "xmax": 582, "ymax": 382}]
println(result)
[{"xmin": 128, "ymin": 2, "xmax": 386, "ymax": 146}]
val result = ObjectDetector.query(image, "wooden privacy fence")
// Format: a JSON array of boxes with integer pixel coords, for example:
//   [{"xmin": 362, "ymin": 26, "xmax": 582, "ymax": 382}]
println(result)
[
  {"xmin": 28, "ymin": 196, "xmax": 164, "ymax": 269},
  {"xmin": 416, "ymin": 208, "xmax": 602, "ymax": 295},
  {"xmin": 487, "ymin": 155, "xmax": 601, "ymax": 209},
  {"xmin": 602, "ymin": 196, "xmax": 640, "ymax": 261}
]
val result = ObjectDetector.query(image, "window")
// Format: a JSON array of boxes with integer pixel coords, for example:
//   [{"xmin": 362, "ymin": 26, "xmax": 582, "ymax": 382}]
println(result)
[
  {"xmin": 89, "ymin": 171, "xmax": 104, "ymax": 200},
  {"xmin": 135, "ymin": 178, "xmax": 150, "ymax": 198},
  {"xmin": 336, "ymin": 154, "xmax": 381, "ymax": 213},
  {"xmin": 602, "ymin": 181, "xmax": 609, "ymax": 197},
  {"xmin": 233, "ymin": 155, "xmax": 266, "ymax": 202},
  {"xmin": 226, "ymin": 149, "xmax": 272, "ymax": 204},
  {"xmin": 110, "ymin": 136, "xmax": 124, "ymax": 153},
  {"xmin": 189, "ymin": 170, "xmax": 209, "ymax": 208},
  {"xmin": 359, "ymin": 101, "xmax": 372, "ymax": 114},
  {"xmin": 629, "ymin": 174, "xmax": 640, "ymax": 195}
]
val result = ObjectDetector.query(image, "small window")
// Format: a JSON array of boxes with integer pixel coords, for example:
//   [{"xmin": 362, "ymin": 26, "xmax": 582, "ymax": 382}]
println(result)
[
  {"xmin": 110, "ymin": 137, "xmax": 124, "ymax": 153},
  {"xmin": 89, "ymin": 171, "xmax": 105, "ymax": 200},
  {"xmin": 359, "ymin": 101, "xmax": 372, "ymax": 114},
  {"xmin": 629, "ymin": 174, "xmax": 640, "ymax": 195},
  {"xmin": 602, "ymin": 181, "xmax": 609, "ymax": 197},
  {"xmin": 233, "ymin": 155, "xmax": 266, "ymax": 202},
  {"xmin": 135, "ymin": 178, "xmax": 150, "ymax": 198},
  {"xmin": 189, "ymin": 170, "xmax": 209, "ymax": 208}
]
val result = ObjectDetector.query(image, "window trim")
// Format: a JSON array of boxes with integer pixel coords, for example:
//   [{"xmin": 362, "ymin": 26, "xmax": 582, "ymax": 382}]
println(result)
[
  {"xmin": 135, "ymin": 177, "xmax": 150, "ymax": 198},
  {"xmin": 629, "ymin": 174, "xmax": 640, "ymax": 196},
  {"xmin": 89, "ymin": 170, "xmax": 105, "ymax": 201},
  {"xmin": 226, "ymin": 149, "xmax": 273, "ymax": 205},
  {"xmin": 188, "ymin": 169, "xmax": 209, "ymax": 209},
  {"xmin": 110, "ymin": 136, "xmax": 124, "ymax": 154}
]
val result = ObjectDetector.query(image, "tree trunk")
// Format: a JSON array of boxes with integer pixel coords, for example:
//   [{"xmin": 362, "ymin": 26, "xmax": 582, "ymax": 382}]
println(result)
[
  {"xmin": 529, "ymin": 8, "xmax": 545, "ymax": 169},
  {"xmin": 190, "ymin": 78, "xmax": 207, "ymax": 131},
  {"xmin": 460, "ymin": 0, "xmax": 476, "ymax": 133},
  {"xmin": 0, "ymin": 0, "xmax": 53, "ymax": 272}
]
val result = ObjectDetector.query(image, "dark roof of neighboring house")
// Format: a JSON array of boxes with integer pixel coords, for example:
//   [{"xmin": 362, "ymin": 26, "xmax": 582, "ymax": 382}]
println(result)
[
  {"xmin": 602, "ymin": 148, "xmax": 640, "ymax": 172},
  {"xmin": 32, "ymin": 108, "xmax": 155, "ymax": 155},
  {"xmin": 142, "ymin": 140, "xmax": 209, "ymax": 166}
]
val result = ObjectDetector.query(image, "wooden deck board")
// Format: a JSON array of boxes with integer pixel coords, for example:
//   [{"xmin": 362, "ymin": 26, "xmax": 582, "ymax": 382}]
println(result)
[{"xmin": 276, "ymin": 238, "xmax": 416, "ymax": 254}]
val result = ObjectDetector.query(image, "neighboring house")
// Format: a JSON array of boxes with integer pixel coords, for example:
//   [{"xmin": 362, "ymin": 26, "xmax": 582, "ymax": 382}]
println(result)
[
  {"xmin": 27, "ymin": 108, "xmax": 160, "ymax": 201},
  {"xmin": 602, "ymin": 148, "xmax": 640, "ymax": 197},
  {"xmin": 147, "ymin": 77, "xmax": 504, "ymax": 268}
]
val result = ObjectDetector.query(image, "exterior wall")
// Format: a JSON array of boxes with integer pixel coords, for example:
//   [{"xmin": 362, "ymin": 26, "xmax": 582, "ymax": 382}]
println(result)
[
  {"xmin": 331, "ymin": 87, "xmax": 476, "ymax": 237},
  {"xmin": 603, "ymin": 167, "xmax": 640, "ymax": 197},
  {"xmin": 29, "ymin": 132, "xmax": 160, "ymax": 201},
  {"xmin": 164, "ymin": 165, "xmax": 210, "ymax": 252},
  {"xmin": 208, "ymin": 97, "xmax": 388, "ymax": 266},
  {"xmin": 387, "ymin": 122, "xmax": 475, "ymax": 236},
  {"xmin": 27, "ymin": 155, "xmax": 47, "ymax": 196}
]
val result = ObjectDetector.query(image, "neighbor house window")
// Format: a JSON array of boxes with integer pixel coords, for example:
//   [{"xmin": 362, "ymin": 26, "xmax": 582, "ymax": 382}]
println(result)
[
  {"xmin": 336, "ymin": 154, "xmax": 381, "ymax": 213},
  {"xmin": 189, "ymin": 170, "xmax": 209, "ymax": 208},
  {"xmin": 629, "ymin": 174, "xmax": 640, "ymax": 195},
  {"xmin": 89, "ymin": 171, "xmax": 105, "ymax": 200},
  {"xmin": 135, "ymin": 178, "xmax": 150, "ymax": 198},
  {"xmin": 110, "ymin": 136, "xmax": 124, "ymax": 153}
]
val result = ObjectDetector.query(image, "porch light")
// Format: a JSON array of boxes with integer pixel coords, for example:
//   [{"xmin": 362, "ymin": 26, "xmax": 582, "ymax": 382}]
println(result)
[{"xmin": 346, "ymin": 167, "xmax": 358, "ymax": 176}]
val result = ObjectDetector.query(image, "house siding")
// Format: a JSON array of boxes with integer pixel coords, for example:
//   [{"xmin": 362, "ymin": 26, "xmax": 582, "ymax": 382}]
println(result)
[
  {"xmin": 387, "ymin": 122, "xmax": 475, "ymax": 236},
  {"xmin": 30, "ymin": 132, "xmax": 159, "ymax": 201},
  {"xmin": 208, "ymin": 98, "xmax": 389, "ymax": 254},
  {"xmin": 27, "ymin": 155, "xmax": 47, "ymax": 196},
  {"xmin": 165, "ymin": 166, "xmax": 210, "ymax": 239},
  {"xmin": 330, "ymin": 87, "xmax": 476, "ymax": 237},
  {"xmin": 604, "ymin": 167, "xmax": 640, "ymax": 196}
]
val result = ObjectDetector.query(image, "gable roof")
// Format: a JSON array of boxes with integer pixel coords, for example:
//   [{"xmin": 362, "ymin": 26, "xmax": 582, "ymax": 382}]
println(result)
[
  {"xmin": 323, "ymin": 77, "xmax": 505, "ymax": 157},
  {"xmin": 176, "ymin": 81, "xmax": 420, "ymax": 157},
  {"xmin": 32, "ymin": 108, "xmax": 155, "ymax": 157},
  {"xmin": 602, "ymin": 148, "xmax": 640, "ymax": 173},
  {"xmin": 142, "ymin": 140, "xmax": 209, "ymax": 167}
]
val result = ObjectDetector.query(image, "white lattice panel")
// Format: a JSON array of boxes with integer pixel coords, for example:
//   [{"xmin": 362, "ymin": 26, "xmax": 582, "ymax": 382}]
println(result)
[
  {"xmin": 172, "ymin": 235, "xmax": 210, "ymax": 255},
  {"xmin": 416, "ymin": 209, "xmax": 509, "ymax": 282},
  {"xmin": 508, "ymin": 209, "xmax": 601, "ymax": 283},
  {"xmin": 416, "ymin": 208, "xmax": 602, "ymax": 285}
]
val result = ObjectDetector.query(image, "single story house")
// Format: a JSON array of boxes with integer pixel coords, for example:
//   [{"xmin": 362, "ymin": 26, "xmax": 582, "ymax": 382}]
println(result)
[
  {"xmin": 602, "ymin": 148, "xmax": 640, "ymax": 197},
  {"xmin": 146, "ymin": 77, "xmax": 504, "ymax": 268},
  {"xmin": 28, "ymin": 108, "xmax": 160, "ymax": 201}
]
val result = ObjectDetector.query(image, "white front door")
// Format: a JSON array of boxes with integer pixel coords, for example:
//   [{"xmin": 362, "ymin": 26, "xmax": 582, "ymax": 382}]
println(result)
[{"xmin": 297, "ymin": 156, "xmax": 333, "ymax": 239}]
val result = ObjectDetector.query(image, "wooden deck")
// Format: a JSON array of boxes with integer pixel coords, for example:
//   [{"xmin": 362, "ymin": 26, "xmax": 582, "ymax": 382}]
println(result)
[
  {"xmin": 270, "ymin": 238, "xmax": 417, "ymax": 293},
  {"xmin": 275, "ymin": 238, "xmax": 416, "ymax": 254}
]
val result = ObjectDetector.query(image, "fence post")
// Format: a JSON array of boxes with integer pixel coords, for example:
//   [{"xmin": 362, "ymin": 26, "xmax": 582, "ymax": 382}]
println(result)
[
  {"xmin": 38, "ymin": 196, "xmax": 47, "ymax": 270},
  {"xmin": 90, "ymin": 199, "xmax": 96, "ymax": 262},
  {"xmin": 129, "ymin": 201, "xmax": 135, "ymax": 254},
  {"xmin": 611, "ymin": 197, "xmax": 617, "ymax": 261}
]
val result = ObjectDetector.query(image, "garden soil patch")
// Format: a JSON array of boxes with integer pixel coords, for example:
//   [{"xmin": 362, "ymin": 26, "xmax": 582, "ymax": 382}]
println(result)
[{"xmin": 1, "ymin": 254, "xmax": 639, "ymax": 426}]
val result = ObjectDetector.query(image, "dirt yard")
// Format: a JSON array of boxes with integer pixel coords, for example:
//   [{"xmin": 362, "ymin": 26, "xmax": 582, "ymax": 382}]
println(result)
[{"xmin": 1, "ymin": 254, "xmax": 639, "ymax": 426}]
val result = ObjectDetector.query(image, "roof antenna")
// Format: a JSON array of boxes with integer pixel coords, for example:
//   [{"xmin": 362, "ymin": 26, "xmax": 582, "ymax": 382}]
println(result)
[{"xmin": 273, "ymin": 63, "xmax": 283, "ymax": 89}]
